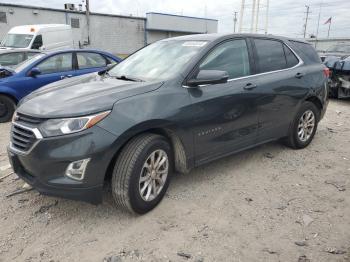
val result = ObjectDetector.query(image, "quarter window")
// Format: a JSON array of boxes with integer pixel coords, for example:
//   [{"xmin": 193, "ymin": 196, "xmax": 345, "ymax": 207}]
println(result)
[
  {"xmin": 36, "ymin": 53, "xmax": 73, "ymax": 74},
  {"xmin": 290, "ymin": 41, "xmax": 321, "ymax": 63},
  {"xmin": 254, "ymin": 39, "xmax": 287, "ymax": 73},
  {"xmin": 199, "ymin": 39, "xmax": 250, "ymax": 79},
  {"xmin": 77, "ymin": 52, "xmax": 107, "ymax": 69},
  {"xmin": 283, "ymin": 45, "xmax": 299, "ymax": 67}
]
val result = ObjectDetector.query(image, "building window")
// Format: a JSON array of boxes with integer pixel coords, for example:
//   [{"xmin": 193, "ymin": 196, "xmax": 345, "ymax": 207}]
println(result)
[
  {"xmin": 71, "ymin": 18, "xmax": 80, "ymax": 28},
  {"xmin": 0, "ymin": 11, "xmax": 7, "ymax": 23}
]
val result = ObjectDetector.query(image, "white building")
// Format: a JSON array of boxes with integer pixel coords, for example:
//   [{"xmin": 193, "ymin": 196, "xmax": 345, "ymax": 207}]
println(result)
[{"xmin": 0, "ymin": 3, "xmax": 218, "ymax": 56}]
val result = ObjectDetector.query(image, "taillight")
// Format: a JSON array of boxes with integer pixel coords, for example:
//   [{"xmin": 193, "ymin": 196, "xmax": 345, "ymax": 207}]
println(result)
[{"xmin": 323, "ymin": 67, "xmax": 330, "ymax": 78}]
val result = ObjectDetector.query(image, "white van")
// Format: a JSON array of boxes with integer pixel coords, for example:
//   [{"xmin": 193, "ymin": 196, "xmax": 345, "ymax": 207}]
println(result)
[{"xmin": 0, "ymin": 24, "xmax": 74, "ymax": 51}]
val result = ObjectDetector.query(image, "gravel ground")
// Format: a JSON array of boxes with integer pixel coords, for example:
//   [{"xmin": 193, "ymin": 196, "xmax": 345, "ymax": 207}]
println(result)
[{"xmin": 0, "ymin": 99, "xmax": 349, "ymax": 262}]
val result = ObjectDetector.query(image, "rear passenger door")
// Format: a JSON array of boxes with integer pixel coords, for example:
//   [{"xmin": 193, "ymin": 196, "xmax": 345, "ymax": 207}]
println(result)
[
  {"xmin": 188, "ymin": 38, "xmax": 261, "ymax": 165},
  {"xmin": 251, "ymin": 38, "xmax": 309, "ymax": 142},
  {"xmin": 75, "ymin": 52, "xmax": 110, "ymax": 76}
]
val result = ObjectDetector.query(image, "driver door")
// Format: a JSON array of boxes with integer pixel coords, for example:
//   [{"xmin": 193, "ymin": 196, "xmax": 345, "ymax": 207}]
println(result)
[
  {"xmin": 187, "ymin": 38, "xmax": 260, "ymax": 165},
  {"xmin": 17, "ymin": 52, "xmax": 75, "ymax": 98}
]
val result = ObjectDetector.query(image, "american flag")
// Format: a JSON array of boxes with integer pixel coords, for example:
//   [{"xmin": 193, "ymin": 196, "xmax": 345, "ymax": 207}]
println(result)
[{"xmin": 324, "ymin": 17, "xmax": 332, "ymax": 24}]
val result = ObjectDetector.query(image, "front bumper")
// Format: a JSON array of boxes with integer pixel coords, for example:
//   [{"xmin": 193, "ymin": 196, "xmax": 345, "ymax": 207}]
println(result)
[{"xmin": 7, "ymin": 125, "xmax": 118, "ymax": 204}]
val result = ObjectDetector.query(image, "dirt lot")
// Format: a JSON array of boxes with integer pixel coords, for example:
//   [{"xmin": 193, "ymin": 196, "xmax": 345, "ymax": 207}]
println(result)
[{"xmin": 0, "ymin": 99, "xmax": 349, "ymax": 262}]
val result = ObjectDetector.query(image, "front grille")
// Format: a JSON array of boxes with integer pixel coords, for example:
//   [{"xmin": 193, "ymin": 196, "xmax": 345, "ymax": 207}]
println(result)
[
  {"xmin": 16, "ymin": 112, "xmax": 44, "ymax": 125},
  {"xmin": 10, "ymin": 113, "xmax": 44, "ymax": 153},
  {"xmin": 11, "ymin": 124, "xmax": 37, "ymax": 152}
]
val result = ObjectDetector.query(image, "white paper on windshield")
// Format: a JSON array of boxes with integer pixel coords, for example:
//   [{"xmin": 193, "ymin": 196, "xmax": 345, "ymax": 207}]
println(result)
[{"xmin": 182, "ymin": 41, "xmax": 207, "ymax": 47}]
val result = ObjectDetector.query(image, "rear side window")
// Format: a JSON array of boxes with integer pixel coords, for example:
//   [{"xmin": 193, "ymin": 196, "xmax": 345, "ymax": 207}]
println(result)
[
  {"xmin": 283, "ymin": 45, "xmax": 299, "ymax": 67},
  {"xmin": 199, "ymin": 39, "xmax": 250, "ymax": 79},
  {"xmin": 254, "ymin": 39, "xmax": 287, "ymax": 73},
  {"xmin": 77, "ymin": 52, "xmax": 107, "ymax": 69},
  {"xmin": 37, "ymin": 53, "xmax": 73, "ymax": 74},
  {"xmin": 290, "ymin": 41, "xmax": 321, "ymax": 63}
]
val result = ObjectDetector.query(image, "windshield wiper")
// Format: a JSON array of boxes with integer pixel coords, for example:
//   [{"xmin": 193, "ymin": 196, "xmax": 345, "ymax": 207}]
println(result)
[{"xmin": 115, "ymin": 75, "xmax": 144, "ymax": 82}]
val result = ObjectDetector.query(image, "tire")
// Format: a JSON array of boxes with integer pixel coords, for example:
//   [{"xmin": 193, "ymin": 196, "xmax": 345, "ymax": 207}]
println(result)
[
  {"xmin": 0, "ymin": 95, "xmax": 16, "ymax": 123},
  {"xmin": 111, "ymin": 133, "xmax": 173, "ymax": 214},
  {"xmin": 284, "ymin": 101, "xmax": 320, "ymax": 149},
  {"xmin": 329, "ymin": 86, "xmax": 338, "ymax": 99}
]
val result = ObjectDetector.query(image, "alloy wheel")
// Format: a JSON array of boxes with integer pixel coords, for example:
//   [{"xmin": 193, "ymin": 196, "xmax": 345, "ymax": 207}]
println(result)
[
  {"xmin": 297, "ymin": 110, "xmax": 315, "ymax": 142},
  {"xmin": 139, "ymin": 149, "xmax": 169, "ymax": 202}
]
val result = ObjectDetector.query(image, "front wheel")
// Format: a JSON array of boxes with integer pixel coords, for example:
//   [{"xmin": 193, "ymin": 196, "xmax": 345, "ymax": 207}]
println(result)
[
  {"xmin": 284, "ymin": 102, "xmax": 319, "ymax": 149},
  {"xmin": 0, "ymin": 95, "xmax": 16, "ymax": 123},
  {"xmin": 111, "ymin": 133, "xmax": 172, "ymax": 214}
]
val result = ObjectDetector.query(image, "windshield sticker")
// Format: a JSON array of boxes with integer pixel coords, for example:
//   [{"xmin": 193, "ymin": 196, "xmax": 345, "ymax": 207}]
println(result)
[{"xmin": 182, "ymin": 41, "xmax": 207, "ymax": 47}]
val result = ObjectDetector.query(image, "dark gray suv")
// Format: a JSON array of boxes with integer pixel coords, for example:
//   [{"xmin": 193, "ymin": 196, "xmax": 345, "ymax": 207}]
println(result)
[{"xmin": 8, "ymin": 34, "xmax": 328, "ymax": 214}]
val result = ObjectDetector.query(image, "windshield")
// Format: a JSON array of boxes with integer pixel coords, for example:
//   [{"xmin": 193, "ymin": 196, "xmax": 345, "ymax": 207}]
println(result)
[
  {"xmin": 14, "ymin": 53, "xmax": 45, "ymax": 73},
  {"xmin": 1, "ymin": 34, "xmax": 34, "ymax": 48},
  {"xmin": 327, "ymin": 44, "xmax": 350, "ymax": 53},
  {"xmin": 109, "ymin": 40, "xmax": 208, "ymax": 81}
]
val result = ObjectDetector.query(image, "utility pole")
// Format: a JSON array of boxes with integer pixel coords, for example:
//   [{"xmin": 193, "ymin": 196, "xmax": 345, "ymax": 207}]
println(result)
[
  {"xmin": 315, "ymin": 3, "xmax": 322, "ymax": 48},
  {"xmin": 254, "ymin": 0, "xmax": 260, "ymax": 33},
  {"xmin": 233, "ymin": 11, "xmax": 238, "ymax": 32},
  {"xmin": 85, "ymin": 0, "xmax": 90, "ymax": 45},
  {"xmin": 239, "ymin": 0, "xmax": 245, "ymax": 33},
  {"xmin": 250, "ymin": 0, "xmax": 256, "ymax": 33},
  {"xmin": 264, "ymin": 0, "xmax": 269, "ymax": 34},
  {"xmin": 303, "ymin": 5, "xmax": 310, "ymax": 38}
]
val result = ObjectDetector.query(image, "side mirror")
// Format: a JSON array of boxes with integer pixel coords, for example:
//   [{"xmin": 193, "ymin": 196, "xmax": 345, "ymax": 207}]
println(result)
[
  {"xmin": 29, "ymin": 67, "xmax": 41, "ymax": 77},
  {"xmin": 187, "ymin": 70, "xmax": 229, "ymax": 87},
  {"xmin": 98, "ymin": 63, "xmax": 117, "ymax": 75}
]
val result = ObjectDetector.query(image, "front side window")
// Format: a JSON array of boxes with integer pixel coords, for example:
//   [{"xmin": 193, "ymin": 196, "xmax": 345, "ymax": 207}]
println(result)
[
  {"xmin": 254, "ymin": 39, "xmax": 287, "ymax": 73},
  {"xmin": 199, "ymin": 39, "xmax": 250, "ymax": 79},
  {"xmin": 0, "ymin": 53, "xmax": 24, "ymax": 67},
  {"xmin": 1, "ymin": 34, "xmax": 33, "ymax": 48},
  {"xmin": 77, "ymin": 52, "xmax": 107, "ymax": 69},
  {"xmin": 109, "ymin": 40, "xmax": 208, "ymax": 81},
  {"xmin": 36, "ymin": 53, "xmax": 73, "ymax": 74},
  {"xmin": 31, "ymin": 35, "xmax": 43, "ymax": 50}
]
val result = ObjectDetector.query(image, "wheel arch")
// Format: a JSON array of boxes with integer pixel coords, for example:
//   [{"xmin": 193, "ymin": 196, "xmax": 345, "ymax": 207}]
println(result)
[
  {"xmin": 104, "ymin": 124, "xmax": 191, "ymax": 182},
  {"xmin": 0, "ymin": 90, "xmax": 19, "ymax": 104},
  {"xmin": 305, "ymin": 95, "xmax": 323, "ymax": 117}
]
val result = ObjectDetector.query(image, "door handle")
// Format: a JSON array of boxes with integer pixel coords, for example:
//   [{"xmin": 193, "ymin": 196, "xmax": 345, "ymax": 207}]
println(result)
[
  {"xmin": 61, "ymin": 74, "xmax": 73, "ymax": 79},
  {"xmin": 243, "ymin": 83, "xmax": 257, "ymax": 90},
  {"xmin": 295, "ymin": 72, "xmax": 305, "ymax": 79}
]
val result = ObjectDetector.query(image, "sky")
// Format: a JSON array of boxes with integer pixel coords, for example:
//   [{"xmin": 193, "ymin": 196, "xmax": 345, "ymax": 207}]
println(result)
[{"xmin": 2, "ymin": 0, "xmax": 350, "ymax": 39}]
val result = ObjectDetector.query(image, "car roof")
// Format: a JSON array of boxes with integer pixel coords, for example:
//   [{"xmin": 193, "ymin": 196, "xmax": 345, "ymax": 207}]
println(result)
[
  {"xmin": 41, "ymin": 49, "xmax": 121, "ymax": 59},
  {"xmin": 163, "ymin": 33, "xmax": 310, "ymax": 44}
]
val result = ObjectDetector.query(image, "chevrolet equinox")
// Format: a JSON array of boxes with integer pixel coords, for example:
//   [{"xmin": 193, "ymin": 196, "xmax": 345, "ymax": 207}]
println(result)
[{"xmin": 8, "ymin": 34, "xmax": 329, "ymax": 214}]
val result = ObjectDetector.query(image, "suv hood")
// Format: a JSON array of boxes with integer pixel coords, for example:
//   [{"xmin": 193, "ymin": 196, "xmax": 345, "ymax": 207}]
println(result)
[{"xmin": 18, "ymin": 73, "xmax": 163, "ymax": 118}]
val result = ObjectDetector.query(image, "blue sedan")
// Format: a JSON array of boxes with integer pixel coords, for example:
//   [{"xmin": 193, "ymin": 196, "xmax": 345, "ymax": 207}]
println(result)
[{"xmin": 0, "ymin": 49, "xmax": 121, "ymax": 122}]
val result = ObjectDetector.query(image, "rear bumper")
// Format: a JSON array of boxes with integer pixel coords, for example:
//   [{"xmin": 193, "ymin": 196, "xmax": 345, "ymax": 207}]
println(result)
[{"xmin": 7, "ymin": 125, "xmax": 119, "ymax": 204}]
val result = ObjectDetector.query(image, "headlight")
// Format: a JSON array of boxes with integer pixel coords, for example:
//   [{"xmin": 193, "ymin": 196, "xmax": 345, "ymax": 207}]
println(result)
[{"xmin": 39, "ymin": 111, "xmax": 110, "ymax": 137}]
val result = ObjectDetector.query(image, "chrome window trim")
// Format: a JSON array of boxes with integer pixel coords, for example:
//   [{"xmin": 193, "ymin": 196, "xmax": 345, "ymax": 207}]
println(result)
[
  {"xmin": 183, "ymin": 41, "xmax": 304, "ymax": 88},
  {"xmin": 9, "ymin": 122, "xmax": 43, "ymax": 155}
]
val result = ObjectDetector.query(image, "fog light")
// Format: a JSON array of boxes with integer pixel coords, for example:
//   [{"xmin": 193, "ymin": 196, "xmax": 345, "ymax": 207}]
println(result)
[{"xmin": 65, "ymin": 158, "xmax": 90, "ymax": 181}]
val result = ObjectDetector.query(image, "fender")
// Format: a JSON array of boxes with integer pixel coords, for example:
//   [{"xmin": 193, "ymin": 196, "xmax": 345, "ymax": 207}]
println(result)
[{"xmin": 0, "ymin": 85, "xmax": 20, "ymax": 102}]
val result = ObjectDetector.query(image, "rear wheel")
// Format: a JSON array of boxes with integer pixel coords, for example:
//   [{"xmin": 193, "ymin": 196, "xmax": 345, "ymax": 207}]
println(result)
[
  {"xmin": 111, "ymin": 133, "xmax": 172, "ymax": 214},
  {"xmin": 0, "ymin": 95, "xmax": 16, "ymax": 123},
  {"xmin": 284, "ymin": 102, "xmax": 319, "ymax": 149}
]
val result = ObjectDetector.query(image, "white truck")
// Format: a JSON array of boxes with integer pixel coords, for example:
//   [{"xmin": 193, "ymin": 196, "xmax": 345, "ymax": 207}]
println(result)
[{"xmin": 0, "ymin": 24, "xmax": 74, "ymax": 51}]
